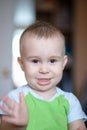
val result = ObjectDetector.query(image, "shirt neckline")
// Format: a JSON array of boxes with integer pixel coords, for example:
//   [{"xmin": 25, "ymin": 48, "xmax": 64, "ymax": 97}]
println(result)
[{"xmin": 26, "ymin": 85, "xmax": 63, "ymax": 102}]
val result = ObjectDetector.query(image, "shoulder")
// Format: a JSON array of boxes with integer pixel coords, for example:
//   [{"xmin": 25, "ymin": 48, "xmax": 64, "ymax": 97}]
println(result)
[
  {"xmin": 56, "ymin": 87, "xmax": 75, "ymax": 102},
  {"xmin": 7, "ymin": 84, "xmax": 30, "ymax": 103},
  {"xmin": 56, "ymin": 87, "xmax": 87, "ymax": 123}
]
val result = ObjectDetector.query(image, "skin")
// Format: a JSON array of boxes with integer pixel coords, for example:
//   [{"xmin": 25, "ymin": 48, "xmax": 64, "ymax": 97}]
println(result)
[
  {"xmin": 0, "ymin": 35, "xmax": 86, "ymax": 130},
  {"xmin": 18, "ymin": 36, "xmax": 67, "ymax": 100}
]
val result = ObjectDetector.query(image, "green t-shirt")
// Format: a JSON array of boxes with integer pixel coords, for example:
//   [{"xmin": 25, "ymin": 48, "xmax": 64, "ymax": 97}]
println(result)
[
  {"xmin": 1, "ymin": 85, "xmax": 86, "ymax": 129},
  {"xmin": 25, "ymin": 93, "xmax": 69, "ymax": 130}
]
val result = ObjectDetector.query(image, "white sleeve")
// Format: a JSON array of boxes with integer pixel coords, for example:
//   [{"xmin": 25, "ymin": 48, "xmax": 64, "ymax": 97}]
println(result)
[{"xmin": 68, "ymin": 93, "xmax": 87, "ymax": 123}]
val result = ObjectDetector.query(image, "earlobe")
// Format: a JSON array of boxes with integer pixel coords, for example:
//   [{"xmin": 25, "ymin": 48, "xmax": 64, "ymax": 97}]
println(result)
[
  {"xmin": 63, "ymin": 55, "xmax": 68, "ymax": 69},
  {"xmin": 17, "ymin": 57, "xmax": 24, "ymax": 71}
]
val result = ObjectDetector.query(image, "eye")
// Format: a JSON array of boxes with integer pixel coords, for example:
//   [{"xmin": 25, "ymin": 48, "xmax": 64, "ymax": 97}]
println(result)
[
  {"xmin": 50, "ymin": 59, "xmax": 57, "ymax": 63},
  {"xmin": 32, "ymin": 59, "xmax": 39, "ymax": 63}
]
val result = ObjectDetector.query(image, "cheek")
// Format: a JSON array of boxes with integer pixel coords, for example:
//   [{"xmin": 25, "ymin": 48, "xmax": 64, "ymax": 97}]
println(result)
[
  {"xmin": 24, "ymin": 69, "xmax": 34, "ymax": 82},
  {"xmin": 53, "ymin": 65, "xmax": 63, "ymax": 78},
  {"xmin": 24, "ymin": 65, "xmax": 38, "ymax": 77}
]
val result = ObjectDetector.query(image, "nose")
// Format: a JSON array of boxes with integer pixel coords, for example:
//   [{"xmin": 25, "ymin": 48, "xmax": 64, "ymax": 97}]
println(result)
[{"xmin": 39, "ymin": 63, "xmax": 49, "ymax": 74}]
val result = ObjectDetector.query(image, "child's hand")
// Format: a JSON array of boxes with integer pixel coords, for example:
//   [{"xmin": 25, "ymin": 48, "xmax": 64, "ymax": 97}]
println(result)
[{"xmin": 0, "ymin": 92, "xmax": 28, "ymax": 126}]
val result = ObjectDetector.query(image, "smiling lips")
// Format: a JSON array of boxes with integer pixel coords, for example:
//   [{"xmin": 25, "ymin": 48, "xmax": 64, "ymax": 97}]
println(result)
[{"xmin": 37, "ymin": 78, "xmax": 51, "ymax": 86}]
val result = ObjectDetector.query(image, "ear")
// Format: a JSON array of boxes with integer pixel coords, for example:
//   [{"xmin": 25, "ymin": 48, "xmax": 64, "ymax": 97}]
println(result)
[
  {"xmin": 63, "ymin": 55, "xmax": 68, "ymax": 70},
  {"xmin": 17, "ymin": 57, "xmax": 24, "ymax": 71}
]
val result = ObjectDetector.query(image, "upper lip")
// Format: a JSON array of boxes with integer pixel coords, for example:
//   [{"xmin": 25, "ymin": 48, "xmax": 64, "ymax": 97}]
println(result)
[
  {"xmin": 36, "ymin": 75, "xmax": 53, "ymax": 80},
  {"xmin": 37, "ymin": 77, "xmax": 52, "ymax": 80}
]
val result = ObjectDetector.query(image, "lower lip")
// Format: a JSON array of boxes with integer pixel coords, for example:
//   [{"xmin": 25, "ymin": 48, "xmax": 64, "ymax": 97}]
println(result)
[{"xmin": 37, "ymin": 79, "xmax": 51, "ymax": 86}]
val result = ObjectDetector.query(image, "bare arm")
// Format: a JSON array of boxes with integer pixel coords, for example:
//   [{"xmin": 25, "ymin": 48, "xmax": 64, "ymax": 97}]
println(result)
[{"xmin": 69, "ymin": 119, "xmax": 87, "ymax": 130}]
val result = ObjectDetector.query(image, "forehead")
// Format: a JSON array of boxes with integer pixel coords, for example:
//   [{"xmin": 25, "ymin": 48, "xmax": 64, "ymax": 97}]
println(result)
[
  {"xmin": 20, "ymin": 34, "xmax": 65, "ymax": 56},
  {"xmin": 21, "ymin": 32, "xmax": 64, "ymax": 46}
]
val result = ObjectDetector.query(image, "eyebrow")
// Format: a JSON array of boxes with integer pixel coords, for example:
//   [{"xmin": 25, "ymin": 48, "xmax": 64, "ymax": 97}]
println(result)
[
  {"xmin": 22, "ymin": 55, "xmax": 63, "ymax": 60},
  {"xmin": 49, "ymin": 56, "xmax": 63, "ymax": 59}
]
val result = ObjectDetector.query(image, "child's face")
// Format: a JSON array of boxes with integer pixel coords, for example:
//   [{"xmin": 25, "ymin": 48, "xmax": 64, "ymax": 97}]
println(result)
[{"xmin": 18, "ymin": 36, "xmax": 68, "ymax": 93}]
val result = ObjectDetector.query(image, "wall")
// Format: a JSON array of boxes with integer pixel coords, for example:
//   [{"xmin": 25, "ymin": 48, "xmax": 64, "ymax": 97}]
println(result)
[
  {"xmin": 0, "ymin": 0, "xmax": 36, "ymax": 99},
  {"xmin": 0, "ymin": 0, "xmax": 14, "ymax": 99}
]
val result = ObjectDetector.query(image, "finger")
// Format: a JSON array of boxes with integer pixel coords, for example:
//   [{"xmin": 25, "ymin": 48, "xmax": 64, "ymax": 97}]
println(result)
[
  {"xmin": 2, "ymin": 96, "xmax": 17, "ymax": 109},
  {"xmin": 0, "ymin": 105, "xmax": 13, "ymax": 115},
  {"xmin": 2, "ymin": 115, "xmax": 26, "ymax": 126},
  {"xmin": 19, "ymin": 92, "xmax": 25, "ymax": 104},
  {"xmin": 2, "ymin": 96, "xmax": 13, "ymax": 106},
  {"xmin": 2, "ymin": 115, "xmax": 17, "ymax": 124},
  {"xmin": 2, "ymin": 115, "xmax": 28, "ymax": 126}
]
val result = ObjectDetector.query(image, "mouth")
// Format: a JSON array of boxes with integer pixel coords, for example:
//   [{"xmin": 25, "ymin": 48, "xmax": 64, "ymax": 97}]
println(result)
[{"xmin": 36, "ymin": 78, "xmax": 51, "ymax": 86}]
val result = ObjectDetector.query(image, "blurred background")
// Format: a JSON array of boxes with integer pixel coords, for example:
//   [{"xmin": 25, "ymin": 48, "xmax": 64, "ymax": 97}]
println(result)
[{"xmin": 0, "ymin": 0, "xmax": 87, "ymax": 112}]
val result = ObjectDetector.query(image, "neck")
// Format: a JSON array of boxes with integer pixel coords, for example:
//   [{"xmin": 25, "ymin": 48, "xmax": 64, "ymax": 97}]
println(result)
[{"xmin": 33, "ymin": 87, "xmax": 57, "ymax": 100}]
